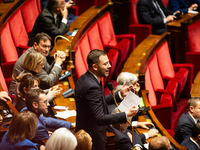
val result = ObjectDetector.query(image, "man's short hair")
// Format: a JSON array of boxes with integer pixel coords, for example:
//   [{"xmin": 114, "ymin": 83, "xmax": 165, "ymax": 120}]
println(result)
[
  {"xmin": 149, "ymin": 136, "xmax": 170, "ymax": 150},
  {"xmin": 187, "ymin": 97, "xmax": 200, "ymax": 112},
  {"xmin": 33, "ymin": 32, "xmax": 51, "ymax": 45},
  {"xmin": 47, "ymin": 0, "xmax": 60, "ymax": 11},
  {"xmin": 87, "ymin": 49, "xmax": 107, "ymax": 69},
  {"xmin": 192, "ymin": 122, "xmax": 200, "ymax": 138},
  {"xmin": 25, "ymin": 88, "xmax": 45, "ymax": 110}
]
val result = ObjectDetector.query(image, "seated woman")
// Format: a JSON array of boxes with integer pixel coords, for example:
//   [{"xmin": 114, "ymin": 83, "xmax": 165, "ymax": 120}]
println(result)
[
  {"xmin": 75, "ymin": 129, "xmax": 92, "ymax": 150},
  {"xmin": 15, "ymin": 73, "xmax": 62, "ymax": 112},
  {"xmin": 45, "ymin": 127, "xmax": 77, "ymax": 150},
  {"xmin": 167, "ymin": 0, "xmax": 199, "ymax": 13},
  {"xmin": 0, "ymin": 111, "xmax": 45, "ymax": 150}
]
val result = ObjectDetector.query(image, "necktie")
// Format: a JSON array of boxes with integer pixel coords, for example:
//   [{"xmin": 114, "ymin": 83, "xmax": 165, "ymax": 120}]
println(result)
[{"xmin": 153, "ymin": 0, "xmax": 166, "ymax": 19}]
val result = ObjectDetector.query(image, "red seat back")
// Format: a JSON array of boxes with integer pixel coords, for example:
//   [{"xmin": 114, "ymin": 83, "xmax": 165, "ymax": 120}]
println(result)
[
  {"xmin": 0, "ymin": 68, "xmax": 8, "ymax": 93},
  {"xmin": 0, "ymin": 23, "xmax": 18, "ymax": 63},
  {"xmin": 187, "ymin": 20, "xmax": 200, "ymax": 52},
  {"xmin": 8, "ymin": 9, "xmax": 29, "ymax": 47},
  {"xmin": 130, "ymin": 0, "xmax": 139, "ymax": 25},
  {"xmin": 21, "ymin": 0, "xmax": 40, "ymax": 34},
  {"xmin": 145, "ymin": 54, "xmax": 164, "ymax": 106},
  {"xmin": 156, "ymin": 42, "xmax": 175, "ymax": 78},
  {"xmin": 97, "ymin": 12, "xmax": 118, "ymax": 47},
  {"xmin": 162, "ymin": 0, "xmax": 169, "ymax": 8}
]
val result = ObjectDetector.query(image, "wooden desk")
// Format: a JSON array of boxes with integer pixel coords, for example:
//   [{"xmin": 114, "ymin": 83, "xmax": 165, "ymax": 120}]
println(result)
[
  {"xmin": 191, "ymin": 71, "xmax": 200, "ymax": 97},
  {"xmin": 167, "ymin": 12, "xmax": 200, "ymax": 63},
  {"xmin": 51, "ymin": 68, "xmax": 76, "ymax": 123}
]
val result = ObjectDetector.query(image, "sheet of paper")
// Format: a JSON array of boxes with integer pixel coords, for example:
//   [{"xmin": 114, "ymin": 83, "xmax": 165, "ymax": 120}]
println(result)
[
  {"xmin": 55, "ymin": 110, "xmax": 76, "ymax": 119},
  {"xmin": 54, "ymin": 106, "xmax": 69, "ymax": 110},
  {"xmin": 118, "ymin": 91, "xmax": 142, "ymax": 112}
]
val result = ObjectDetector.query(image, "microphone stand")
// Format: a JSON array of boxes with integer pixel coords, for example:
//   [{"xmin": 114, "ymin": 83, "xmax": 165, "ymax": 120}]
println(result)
[{"xmin": 108, "ymin": 83, "xmax": 135, "ymax": 150}]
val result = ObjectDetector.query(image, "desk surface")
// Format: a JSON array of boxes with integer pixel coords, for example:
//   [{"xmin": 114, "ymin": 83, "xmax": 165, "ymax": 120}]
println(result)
[
  {"xmin": 167, "ymin": 12, "xmax": 199, "ymax": 28},
  {"xmin": 191, "ymin": 71, "xmax": 200, "ymax": 97}
]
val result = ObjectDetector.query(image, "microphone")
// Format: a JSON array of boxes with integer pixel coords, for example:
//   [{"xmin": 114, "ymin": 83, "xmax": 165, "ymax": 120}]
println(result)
[
  {"xmin": 107, "ymin": 82, "xmax": 118, "ymax": 107},
  {"xmin": 108, "ymin": 82, "xmax": 135, "ymax": 149}
]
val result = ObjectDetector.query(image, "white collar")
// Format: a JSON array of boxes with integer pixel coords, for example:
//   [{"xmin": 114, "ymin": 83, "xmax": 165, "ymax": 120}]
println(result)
[
  {"xmin": 88, "ymin": 70, "xmax": 101, "ymax": 83},
  {"xmin": 190, "ymin": 137, "xmax": 200, "ymax": 149},
  {"xmin": 189, "ymin": 113, "xmax": 197, "ymax": 124}
]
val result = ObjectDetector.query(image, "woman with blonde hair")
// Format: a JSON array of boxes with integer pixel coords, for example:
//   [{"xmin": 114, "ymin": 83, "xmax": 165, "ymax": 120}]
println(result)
[
  {"xmin": 0, "ymin": 111, "xmax": 44, "ymax": 150},
  {"xmin": 75, "ymin": 129, "xmax": 92, "ymax": 150},
  {"xmin": 45, "ymin": 127, "xmax": 77, "ymax": 150}
]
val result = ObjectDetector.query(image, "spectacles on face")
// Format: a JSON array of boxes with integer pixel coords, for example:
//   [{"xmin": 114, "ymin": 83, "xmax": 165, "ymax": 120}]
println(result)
[
  {"xmin": 39, "ymin": 100, "xmax": 48, "ymax": 105},
  {"xmin": 39, "ymin": 44, "xmax": 52, "ymax": 50}
]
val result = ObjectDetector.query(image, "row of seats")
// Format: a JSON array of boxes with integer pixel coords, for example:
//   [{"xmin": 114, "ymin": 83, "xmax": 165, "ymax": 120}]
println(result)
[
  {"xmin": 0, "ymin": 0, "xmax": 41, "ymax": 88},
  {"xmin": 75, "ymin": 12, "xmax": 136, "ymax": 93},
  {"xmin": 145, "ymin": 40, "xmax": 193, "ymax": 129}
]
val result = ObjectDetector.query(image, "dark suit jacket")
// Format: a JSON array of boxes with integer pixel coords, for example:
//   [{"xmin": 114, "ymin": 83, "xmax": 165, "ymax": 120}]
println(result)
[
  {"xmin": 28, "ymin": 7, "xmax": 69, "ymax": 46},
  {"xmin": 41, "ymin": 0, "xmax": 77, "ymax": 24},
  {"xmin": 167, "ymin": 0, "xmax": 200, "ymax": 13},
  {"xmin": 75, "ymin": 71, "xmax": 127, "ymax": 150},
  {"xmin": 137, "ymin": 0, "xmax": 174, "ymax": 35},
  {"xmin": 107, "ymin": 125, "xmax": 144, "ymax": 150},
  {"xmin": 174, "ymin": 112, "xmax": 196, "ymax": 144},
  {"xmin": 181, "ymin": 138, "xmax": 199, "ymax": 150}
]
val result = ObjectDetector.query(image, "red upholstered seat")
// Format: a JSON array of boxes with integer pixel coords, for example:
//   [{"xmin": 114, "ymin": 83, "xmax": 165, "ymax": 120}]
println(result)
[
  {"xmin": 129, "ymin": 0, "xmax": 152, "ymax": 46},
  {"xmin": 97, "ymin": 12, "xmax": 135, "ymax": 76},
  {"xmin": 186, "ymin": 19, "xmax": 200, "ymax": 80},
  {"xmin": 8, "ymin": 9, "xmax": 29, "ymax": 56},
  {"xmin": 156, "ymin": 42, "xmax": 193, "ymax": 99},
  {"xmin": 145, "ymin": 40, "xmax": 193, "ymax": 129},
  {"xmin": 21, "ymin": 0, "xmax": 40, "ymax": 35},
  {"xmin": 0, "ymin": 67, "xmax": 14, "ymax": 101}
]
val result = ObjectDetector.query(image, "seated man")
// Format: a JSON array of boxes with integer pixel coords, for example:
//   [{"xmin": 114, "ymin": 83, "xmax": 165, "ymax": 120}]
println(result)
[
  {"xmin": 28, "ymin": 0, "xmax": 71, "ymax": 46},
  {"xmin": 174, "ymin": 97, "xmax": 200, "ymax": 144},
  {"xmin": 41, "ymin": 0, "xmax": 77, "ymax": 24},
  {"xmin": 137, "ymin": 0, "xmax": 179, "ymax": 35},
  {"xmin": 181, "ymin": 122, "xmax": 200, "ymax": 150},
  {"xmin": 21, "ymin": 88, "xmax": 75, "ymax": 144},
  {"xmin": 167, "ymin": 0, "xmax": 199, "ymax": 14},
  {"xmin": 149, "ymin": 136, "xmax": 172, "ymax": 150},
  {"xmin": 110, "ymin": 107, "xmax": 158, "ymax": 150},
  {"xmin": 9, "ymin": 32, "xmax": 65, "ymax": 95}
]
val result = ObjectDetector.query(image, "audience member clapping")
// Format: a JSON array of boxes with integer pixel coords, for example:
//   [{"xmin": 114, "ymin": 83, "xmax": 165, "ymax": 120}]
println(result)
[
  {"xmin": 45, "ymin": 127, "xmax": 77, "ymax": 150},
  {"xmin": 75, "ymin": 129, "xmax": 92, "ymax": 150}
]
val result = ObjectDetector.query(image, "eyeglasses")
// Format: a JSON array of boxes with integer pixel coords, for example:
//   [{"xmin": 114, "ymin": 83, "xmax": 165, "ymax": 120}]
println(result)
[
  {"xmin": 39, "ymin": 44, "xmax": 52, "ymax": 50},
  {"xmin": 39, "ymin": 100, "xmax": 48, "ymax": 105}
]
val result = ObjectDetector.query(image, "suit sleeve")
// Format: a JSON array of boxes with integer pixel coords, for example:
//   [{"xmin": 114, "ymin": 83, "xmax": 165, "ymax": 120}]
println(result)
[
  {"xmin": 86, "ymin": 85, "xmax": 126, "ymax": 126},
  {"xmin": 168, "ymin": 0, "xmax": 188, "ymax": 13},
  {"xmin": 36, "ymin": 65, "xmax": 62, "ymax": 89},
  {"xmin": 42, "ymin": 116, "xmax": 71, "ymax": 129}
]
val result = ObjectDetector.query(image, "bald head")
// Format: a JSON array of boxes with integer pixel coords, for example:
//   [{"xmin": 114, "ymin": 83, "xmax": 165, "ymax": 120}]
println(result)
[{"xmin": 149, "ymin": 136, "xmax": 171, "ymax": 150}]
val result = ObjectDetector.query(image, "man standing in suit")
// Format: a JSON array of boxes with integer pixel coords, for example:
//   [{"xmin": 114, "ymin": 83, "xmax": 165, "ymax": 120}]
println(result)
[
  {"xmin": 9, "ymin": 32, "xmax": 65, "ymax": 95},
  {"xmin": 137, "ymin": 0, "xmax": 179, "ymax": 35},
  {"xmin": 28, "ymin": 0, "xmax": 71, "ymax": 46},
  {"xmin": 181, "ymin": 122, "xmax": 200, "ymax": 150},
  {"xmin": 75, "ymin": 49, "xmax": 139, "ymax": 150},
  {"xmin": 174, "ymin": 97, "xmax": 200, "ymax": 144}
]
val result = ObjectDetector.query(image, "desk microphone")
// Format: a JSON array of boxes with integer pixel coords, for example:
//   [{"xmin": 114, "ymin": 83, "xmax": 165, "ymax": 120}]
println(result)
[{"xmin": 107, "ymin": 82, "xmax": 135, "ymax": 149}]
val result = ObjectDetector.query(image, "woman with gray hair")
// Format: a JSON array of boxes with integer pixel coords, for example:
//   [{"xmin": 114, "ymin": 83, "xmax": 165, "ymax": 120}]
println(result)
[
  {"xmin": 115, "ymin": 72, "xmax": 140, "ymax": 95},
  {"xmin": 45, "ymin": 127, "xmax": 77, "ymax": 150}
]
